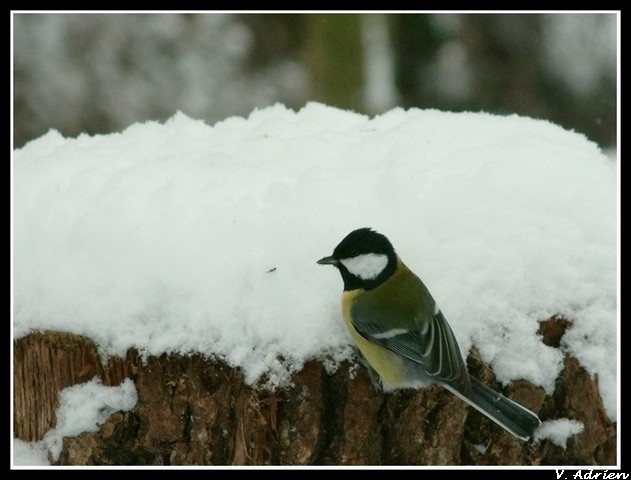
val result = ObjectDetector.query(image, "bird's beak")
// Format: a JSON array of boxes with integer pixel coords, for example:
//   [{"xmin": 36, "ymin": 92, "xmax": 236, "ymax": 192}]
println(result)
[{"xmin": 317, "ymin": 255, "xmax": 338, "ymax": 266}]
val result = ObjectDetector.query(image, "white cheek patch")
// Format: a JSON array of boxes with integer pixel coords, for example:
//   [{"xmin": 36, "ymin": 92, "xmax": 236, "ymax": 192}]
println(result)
[{"xmin": 340, "ymin": 253, "xmax": 389, "ymax": 280}]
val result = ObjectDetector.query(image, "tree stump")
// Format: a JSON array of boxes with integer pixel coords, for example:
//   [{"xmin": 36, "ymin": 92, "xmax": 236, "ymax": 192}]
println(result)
[{"xmin": 13, "ymin": 323, "xmax": 617, "ymax": 466}]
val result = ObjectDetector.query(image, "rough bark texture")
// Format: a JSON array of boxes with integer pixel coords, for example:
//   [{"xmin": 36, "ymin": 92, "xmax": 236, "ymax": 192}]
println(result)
[{"xmin": 13, "ymin": 317, "xmax": 617, "ymax": 466}]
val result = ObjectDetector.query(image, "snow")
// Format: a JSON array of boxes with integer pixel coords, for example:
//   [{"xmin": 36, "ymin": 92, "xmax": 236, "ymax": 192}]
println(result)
[
  {"xmin": 45, "ymin": 378, "xmax": 137, "ymax": 461},
  {"xmin": 12, "ymin": 378, "xmax": 137, "ymax": 466},
  {"xmin": 12, "ymin": 103, "xmax": 617, "ymax": 455},
  {"xmin": 12, "ymin": 439, "xmax": 50, "ymax": 466},
  {"xmin": 534, "ymin": 419, "xmax": 585, "ymax": 448}
]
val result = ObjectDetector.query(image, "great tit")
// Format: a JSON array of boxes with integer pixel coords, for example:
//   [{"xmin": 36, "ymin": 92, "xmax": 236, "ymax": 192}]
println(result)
[{"xmin": 317, "ymin": 227, "xmax": 541, "ymax": 441}]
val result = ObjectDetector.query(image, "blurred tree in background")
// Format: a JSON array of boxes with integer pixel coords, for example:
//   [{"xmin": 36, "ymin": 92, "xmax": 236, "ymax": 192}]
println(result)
[
  {"xmin": 12, "ymin": 12, "xmax": 617, "ymax": 150},
  {"xmin": 305, "ymin": 14, "xmax": 365, "ymax": 110}
]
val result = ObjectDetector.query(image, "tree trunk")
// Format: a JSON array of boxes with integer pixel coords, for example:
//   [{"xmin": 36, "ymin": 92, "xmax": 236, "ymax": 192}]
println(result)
[
  {"xmin": 304, "ymin": 14, "xmax": 365, "ymax": 111},
  {"xmin": 13, "ymin": 322, "xmax": 616, "ymax": 466}
]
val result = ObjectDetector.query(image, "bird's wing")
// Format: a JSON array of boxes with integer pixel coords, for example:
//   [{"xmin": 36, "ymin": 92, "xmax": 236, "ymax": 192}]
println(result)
[{"xmin": 351, "ymin": 300, "xmax": 471, "ymax": 393}]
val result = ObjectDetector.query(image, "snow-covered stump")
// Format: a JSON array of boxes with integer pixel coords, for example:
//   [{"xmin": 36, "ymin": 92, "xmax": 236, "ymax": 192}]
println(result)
[
  {"xmin": 13, "ymin": 328, "xmax": 616, "ymax": 466},
  {"xmin": 12, "ymin": 331, "xmax": 137, "ymax": 442},
  {"xmin": 12, "ymin": 104, "xmax": 618, "ymax": 466}
]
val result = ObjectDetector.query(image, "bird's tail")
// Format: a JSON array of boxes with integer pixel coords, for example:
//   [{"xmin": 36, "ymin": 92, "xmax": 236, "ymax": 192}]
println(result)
[{"xmin": 446, "ymin": 376, "xmax": 541, "ymax": 441}]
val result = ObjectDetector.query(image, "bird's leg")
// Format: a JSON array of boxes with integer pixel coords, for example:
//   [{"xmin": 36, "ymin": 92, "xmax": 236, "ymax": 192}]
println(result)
[{"xmin": 353, "ymin": 346, "xmax": 385, "ymax": 392}]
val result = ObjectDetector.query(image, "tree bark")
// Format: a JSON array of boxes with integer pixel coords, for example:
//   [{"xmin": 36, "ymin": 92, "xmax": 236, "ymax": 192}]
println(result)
[{"xmin": 13, "ymin": 321, "xmax": 616, "ymax": 466}]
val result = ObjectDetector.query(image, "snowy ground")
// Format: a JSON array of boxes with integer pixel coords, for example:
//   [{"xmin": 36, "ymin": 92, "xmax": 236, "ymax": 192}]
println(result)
[{"xmin": 12, "ymin": 103, "xmax": 618, "ymax": 465}]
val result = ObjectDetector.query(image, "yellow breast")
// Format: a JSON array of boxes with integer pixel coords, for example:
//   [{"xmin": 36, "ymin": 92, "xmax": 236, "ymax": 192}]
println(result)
[{"xmin": 342, "ymin": 289, "xmax": 407, "ymax": 388}]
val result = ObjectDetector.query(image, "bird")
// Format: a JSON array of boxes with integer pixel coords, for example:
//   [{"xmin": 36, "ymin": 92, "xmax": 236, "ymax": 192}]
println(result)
[{"xmin": 317, "ymin": 227, "xmax": 541, "ymax": 441}]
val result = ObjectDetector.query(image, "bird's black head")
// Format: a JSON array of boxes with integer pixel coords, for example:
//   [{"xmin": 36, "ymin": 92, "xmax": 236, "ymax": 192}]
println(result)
[{"xmin": 317, "ymin": 228, "xmax": 398, "ymax": 291}]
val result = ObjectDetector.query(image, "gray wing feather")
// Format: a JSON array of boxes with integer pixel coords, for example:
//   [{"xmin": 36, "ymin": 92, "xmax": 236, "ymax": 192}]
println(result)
[{"xmin": 351, "ymin": 307, "xmax": 471, "ymax": 394}]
